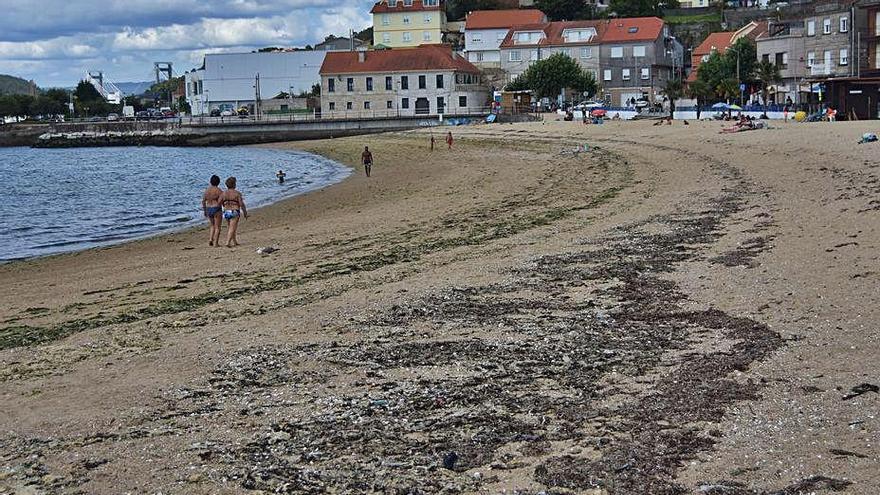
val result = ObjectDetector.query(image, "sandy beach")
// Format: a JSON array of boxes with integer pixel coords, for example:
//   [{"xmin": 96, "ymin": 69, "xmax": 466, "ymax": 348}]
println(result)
[{"xmin": 1, "ymin": 119, "xmax": 878, "ymax": 494}]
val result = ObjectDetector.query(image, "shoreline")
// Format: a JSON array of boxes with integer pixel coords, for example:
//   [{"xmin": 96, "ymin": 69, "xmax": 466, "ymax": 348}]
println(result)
[
  {"xmin": 0, "ymin": 145, "xmax": 352, "ymax": 264},
  {"xmin": 2, "ymin": 121, "xmax": 879, "ymax": 494}
]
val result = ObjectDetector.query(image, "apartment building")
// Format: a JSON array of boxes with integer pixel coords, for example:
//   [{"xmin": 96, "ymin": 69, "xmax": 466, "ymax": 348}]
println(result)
[
  {"xmin": 598, "ymin": 17, "xmax": 681, "ymax": 106},
  {"xmin": 371, "ymin": 0, "xmax": 447, "ymax": 48},
  {"xmin": 857, "ymin": 0, "xmax": 880, "ymax": 76},
  {"xmin": 319, "ymin": 44, "xmax": 488, "ymax": 117},
  {"xmin": 498, "ymin": 21, "xmax": 604, "ymax": 82},
  {"xmin": 802, "ymin": 0, "xmax": 856, "ymax": 77},
  {"xmin": 756, "ymin": 22, "xmax": 807, "ymax": 104},
  {"xmin": 464, "ymin": 9, "xmax": 547, "ymax": 67}
]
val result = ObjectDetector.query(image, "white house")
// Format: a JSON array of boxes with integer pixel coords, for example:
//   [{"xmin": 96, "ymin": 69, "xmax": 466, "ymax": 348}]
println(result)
[{"xmin": 464, "ymin": 9, "xmax": 547, "ymax": 67}]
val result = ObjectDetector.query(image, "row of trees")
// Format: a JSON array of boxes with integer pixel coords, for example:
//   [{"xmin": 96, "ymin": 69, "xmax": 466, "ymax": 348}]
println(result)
[
  {"xmin": 506, "ymin": 53, "xmax": 598, "ymax": 100},
  {"xmin": 0, "ymin": 80, "xmax": 135, "ymax": 119}
]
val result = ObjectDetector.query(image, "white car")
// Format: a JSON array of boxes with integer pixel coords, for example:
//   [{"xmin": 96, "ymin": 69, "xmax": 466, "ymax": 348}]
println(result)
[
  {"xmin": 106, "ymin": 113, "xmax": 119, "ymax": 121},
  {"xmin": 574, "ymin": 101, "xmax": 604, "ymax": 110},
  {"xmin": 220, "ymin": 109, "xmax": 236, "ymax": 117}
]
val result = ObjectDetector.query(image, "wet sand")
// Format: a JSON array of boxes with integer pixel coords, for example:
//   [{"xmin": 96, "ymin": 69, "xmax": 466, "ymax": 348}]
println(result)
[{"xmin": 1, "ymin": 119, "xmax": 878, "ymax": 494}]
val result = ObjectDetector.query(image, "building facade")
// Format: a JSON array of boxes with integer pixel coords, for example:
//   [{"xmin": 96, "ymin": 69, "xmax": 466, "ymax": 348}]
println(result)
[
  {"xmin": 319, "ymin": 44, "xmax": 489, "ymax": 117},
  {"xmin": 185, "ymin": 51, "xmax": 327, "ymax": 116},
  {"xmin": 464, "ymin": 9, "xmax": 547, "ymax": 67},
  {"xmin": 371, "ymin": 0, "xmax": 447, "ymax": 48},
  {"xmin": 499, "ymin": 21, "xmax": 604, "ymax": 82},
  {"xmin": 597, "ymin": 17, "xmax": 681, "ymax": 106},
  {"xmin": 802, "ymin": 0, "xmax": 856, "ymax": 78},
  {"xmin": 756, "ymin": 22, "xmax": 807, "ymax": 104}
]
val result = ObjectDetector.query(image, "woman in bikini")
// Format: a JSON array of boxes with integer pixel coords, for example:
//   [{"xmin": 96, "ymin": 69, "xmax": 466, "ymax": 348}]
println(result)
[
  {"xmin": 201, "ymin": 175, "xmax": 223, "ymax": 246},
  {"xmin": 218, "ymin": 176, "xmax": 248, "ymax": 248}
]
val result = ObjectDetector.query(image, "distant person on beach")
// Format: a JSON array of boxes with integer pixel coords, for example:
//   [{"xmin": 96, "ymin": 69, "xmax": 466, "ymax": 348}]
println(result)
[
  {"xmin": 446, "ymin": 131, "xmax": 453, "ymax": 150},
  {"xmin": 362, "ymin": 146, "xmax": 373, "ymax": 177},
  {"xmin": 202, "ymin": 175, "xmax": 223, "ymax": 247},
  {"xmin": 219, "ymin": 176, "xmax": 248, "ymax": 248},
  {"xmin": 430, "ymin": 135, "xmax": 435, "ymax": 151},
  {"xmin": 276, "ymin": 169, "xmax": 286, "ymax": 184}
]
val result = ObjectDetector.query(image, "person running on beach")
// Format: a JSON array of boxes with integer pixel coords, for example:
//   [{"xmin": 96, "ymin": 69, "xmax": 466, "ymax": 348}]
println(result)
[
  {"xmin": 446, "ymin": 131, "xmax": 453, "ymax": 150},
  {"xmin": 362, "ymin": 146, "xmax": 373, "ymax": 177},
  {"xmin": 201, "ymin": 175, "xmax": 223, "ymax": 247},
  {"xmin": 219, "ymin": 176, "xmax": 248, "ymax": 248}
]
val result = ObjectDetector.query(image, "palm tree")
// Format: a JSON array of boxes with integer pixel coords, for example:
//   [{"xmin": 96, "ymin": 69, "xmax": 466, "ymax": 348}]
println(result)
[
  {"xmin": 687, "ymin": 79, "xmax": 712, "ymax": 120},
  {"xmin": 716, "ymin": 77, "xmax": 740, "ymax": 103},
  {"xmin": 661, "ymin": 78, "xmax": 684, "ymax": 119},
  {"xmin": 755, "ymin": 60, "xmax": 782, "ymax": 117}
]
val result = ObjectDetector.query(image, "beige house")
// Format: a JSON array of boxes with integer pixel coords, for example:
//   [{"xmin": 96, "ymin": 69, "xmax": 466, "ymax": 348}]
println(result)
[{"xmin": 319, "ymin": 44, "xmax": 489, "ymax": 118}]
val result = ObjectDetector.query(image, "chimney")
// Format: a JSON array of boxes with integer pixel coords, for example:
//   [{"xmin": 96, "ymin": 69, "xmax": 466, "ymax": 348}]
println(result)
[{"xmin": 358, "ymin": 51, "xmax": 366, "ymax": 63}]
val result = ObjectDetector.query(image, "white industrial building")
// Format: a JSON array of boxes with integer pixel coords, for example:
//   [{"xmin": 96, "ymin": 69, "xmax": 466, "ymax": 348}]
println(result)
[{"xmin": 185, "ymin": 51, "xmax": 327, "ymax": 116}]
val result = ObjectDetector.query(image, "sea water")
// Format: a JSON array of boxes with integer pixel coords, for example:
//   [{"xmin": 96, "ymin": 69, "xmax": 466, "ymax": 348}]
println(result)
[{"xmin": 1, "ymin": 146, "xmax": 350, "ymax": 261}]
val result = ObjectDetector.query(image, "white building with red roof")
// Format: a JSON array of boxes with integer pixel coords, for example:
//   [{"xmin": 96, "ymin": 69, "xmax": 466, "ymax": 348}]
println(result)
[
  {"xmin": 499, "ymin": 20, "xmax": 604, "ymax": 82},
  {"xmin": 464, "ymin": 9, "xmax": 547, "ymax": 67},
  {"xmin": 319, "ymin": 44, "xmax": 489, "ymax": 118}
]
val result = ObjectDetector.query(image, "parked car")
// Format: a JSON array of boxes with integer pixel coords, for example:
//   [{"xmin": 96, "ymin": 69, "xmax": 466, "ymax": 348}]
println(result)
[
  {"xmin": 220, "ymin": 109, "xmax": 235, "ymax": 117},
  {"xmin": 107, "ymin": 113, "xmax": 119, "ymax": 122},
  {"xmin": 209, "ymin": 109, "xmax": 221, "ymax": 117},
  {"xmin": 135, "ymin": 110, "xmax": 151, "ymax": 119},
  {"xmin": 634, "ymin": 98, "xmax": 650, "ymax": 109}
]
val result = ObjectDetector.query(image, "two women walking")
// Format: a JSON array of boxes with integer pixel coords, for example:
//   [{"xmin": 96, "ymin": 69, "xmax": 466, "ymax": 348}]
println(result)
[{"xmin": 202, "ymin": 175, "xmax": 248, "ymax": 248}]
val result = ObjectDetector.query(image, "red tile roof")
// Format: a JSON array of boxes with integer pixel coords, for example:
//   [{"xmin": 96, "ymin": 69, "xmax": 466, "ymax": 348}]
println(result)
[
  {"xmin": 499, "ymin": 20, "xmax": 605, "ymax": 48},
  {"xmin": 371, "ymin": 0, "xmax": 443, "ymax": 14},
  {"xmin": 465, "ymin": 9, "xmax": 547, "ymax": 30},
  {"xmin": 693, "ymin": 31, "xmax": 735, "ymax": 56},
  {"xmin": 599, "ymin": 17, "xmax": 665, "ymax": 43},
  {"xmin": 320, "ymin": 45, "xmax": 481, "ymax": 74}
]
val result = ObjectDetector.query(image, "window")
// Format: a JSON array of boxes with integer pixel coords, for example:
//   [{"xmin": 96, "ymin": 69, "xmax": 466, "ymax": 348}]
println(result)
[
  {"xmin": 471, "ymin": 33, "xmax": 482, "ymax": 42},
  {"xmin": 346, "ymin": 102, "xmax": 352, "ymax": 110},
  {"xmin": 622, "ymin": 68, "xmax": 631, "ymax": 80},
  {"xmin": 382, "ymin": 14, "xmax": 390, "ymax": 25},
  {"xmin": 824, "ymin": 50, "xmax": 832, "ymax": 67},
  {"xmin": 423, "ymin": 31, "xmax": 431, "ymax": 41},
  {"xmin": 611, "ymin": 46, "xmax": 623, "ymax": 58},
  {"xmin": 403, "ymin": 31, "xmax": 412, "ymax": 42},
  {"xmin": 437, "ymin": 96, "xmax": 445, "ymax": 113},
  {"xmin": 400, "ymin": 76, "xmax": 408, "ymax": 89},
  {"xmin": 562, "ymin": 28, "xmax": 595, "ymax": 42},
  {"xmin": 473, "ymin": 52, "xmax": 483, "ymax": 61},
  {"xmin": 401, "ymin": 97, "xmax": 409, "ymax": 109},
  {"xmin": 514, "ymin": 31, "xmax": 542, "ymax": 44},
  {"xmin": 364, "ymin": 101, "xmax": 371, "ymax": 109},
  {"xmin": 459, "ymin": 95, "xmax": 467, "ymax": 107},
  {"xmin": 347, "ymin": 77, "xmax": 354, "ymax": 91},
  {"xmin": 823, "ymin": 18, "xmax": 831, "ymax": 34},
  {"xmin": 436, "ymin": 74, "xmax": 444, "ymax": 88},
  {"xmin": 366, "ymin": 77, "xmax": 373, "ymax": 91},
  {"xmin": 385, "ymin": 76, "xmax": 393, "ymax": 90},
  {"xmin": 775, "ymin": 52, "xmax": 785, "ymax": 68},
  {"xmin": 530, "ymin": 49, "xmax": 538, "ymax": 60},
  {"xmin": 633, "ymin": 45, "xmax": 646, "ymax": 57},
  {"xmin": 807, "ymin": 51, "xmax": 815, "ymax": 67},
  {"xmin": 424, "ymin": 14, "xmax": 431, "ymax": 23},
  {"xmin": 404, "ymin": 0, "xmax": 412, "ymax": 5},
  {"xmin": 762, "ymin": 53, "xmax": 770, "ymax": 63},
  {"xmin": 641, "ymin": 68, "xmax": 649, "ymax": 80},
  {"xmin": 603, "ymin": 69, "xmax": 611, "ymax": 81},
  {"xmin": 509, "ymin": 50, "xmax": 521, "ymax": 61},
  {"xmin": 840, "ymin": 48, "xmax": 848, "ymax": 65},
  {"xmin": 388, "ymin": 0, "xmax": 396, "ymax": 6},
  {"xmin": 807, "ymin": 20, "xmax": 816, "ymax": 36},
  {"xmin": 403, "ymin": 15, "xmax": 411, "ymax": 24},
  {"xmin": 387, "ymin": 100, "xmax": 393, "ymax": 109},
  {"xmin": 418, "ymin": 75, "xmax": 426, "ymax": 89},
  {"xmin": 782, "ymin": 52, "xmax": 788, "ymax": 68},
  {"xmin": 424, "ymin": 0, "xmax": 437, "ymax": 5},
  {"xmin": 382, "ymin": 33, "xmax": 390, "ymax": 44},
  {"xmin": 329, "ymin": 102, "xmax": 335, "ymax": 110},
  {"xmin": 328, "ymin": 78, "xmax": 335, "ymax": 92},
  {"xmin": 840, "ymin": 16, "xmax": 848, "ymax": 33}
]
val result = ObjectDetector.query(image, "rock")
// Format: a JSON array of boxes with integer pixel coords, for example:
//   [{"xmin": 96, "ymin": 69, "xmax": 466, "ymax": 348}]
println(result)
[
  {"xmin": 442, "ymin": 452, "xmax": 458, "ymax": 470},
  {"xmin": 267, "ymin": 430, "xmax": 291, "ymax": 443},
  {"xmin": 256, "ymin": 246, "xmax": 279, "ymax": 255}
]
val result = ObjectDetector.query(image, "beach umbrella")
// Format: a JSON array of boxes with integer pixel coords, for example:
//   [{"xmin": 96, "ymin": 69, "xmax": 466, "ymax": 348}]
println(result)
[
  {"xmin": 710, "ymin": 102, "xmax": 729, "ymax": 110},
  {"xmin": 728, "ymin": 104, "xmax": 743, "ymax": 111}
]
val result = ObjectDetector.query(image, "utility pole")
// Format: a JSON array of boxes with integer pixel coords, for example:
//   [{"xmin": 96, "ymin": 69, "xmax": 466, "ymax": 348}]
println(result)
[{"xmin": 254, "ymin": 73, "xmax": 262, "ymax": 120}]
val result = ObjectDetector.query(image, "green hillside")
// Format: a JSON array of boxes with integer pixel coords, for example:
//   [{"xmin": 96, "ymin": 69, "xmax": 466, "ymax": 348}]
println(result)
[{"xmin": 0, "ymin": 74, "xmax": 37, "ymax": 95}]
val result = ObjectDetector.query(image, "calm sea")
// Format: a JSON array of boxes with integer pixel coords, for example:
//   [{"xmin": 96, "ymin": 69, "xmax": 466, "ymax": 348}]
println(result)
[{"xmin": 1, "ymin": 146, "xmax": 351, "ymax": 262}]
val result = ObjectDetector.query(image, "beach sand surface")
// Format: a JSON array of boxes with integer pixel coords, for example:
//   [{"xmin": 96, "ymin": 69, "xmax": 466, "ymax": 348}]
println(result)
[{"xmin": 1, "ymin": 119, "xmax": 878, "ymax": 494}]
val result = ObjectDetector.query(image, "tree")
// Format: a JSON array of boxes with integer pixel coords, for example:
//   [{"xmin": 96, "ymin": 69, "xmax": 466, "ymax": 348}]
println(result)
[
  {"xmin": 687, "ymin": 79, "xmax": 713, "ymax": 119},
  {"xmin": 609, "ymin": 0, "xmax": 679, "ymax": 17},
  {"xmin": 74, "ymin": 80, "xmax": 103, "ymax": 104},
  {"xmin": 754, "ymin": 59, "xmax": 781, "ymax": 116},
  {"xmin": 311, "ymin": 83, "xmax": 321, "ymax": 96},
  {"xmin": 695, "ymin": 37, "xmax": 757, "ymax": 103},
  {"xmin": 716, "ymin": 77, "xmax": 740, "ymax": 104},
  {"xmin": 535, "ymin": 0, "xmax": 596, "ymax": 21},
  {"xmin": 513, "ymin": 53, "xmax": 597, "ymax": 99},
  {"xmin": 661, "ymin": 78, "xmax": 684, "ymax": 118}
]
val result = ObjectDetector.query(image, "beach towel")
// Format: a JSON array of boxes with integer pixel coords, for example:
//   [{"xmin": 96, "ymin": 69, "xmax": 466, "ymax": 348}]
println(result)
[{"xmin": 858, "ymin": 133, "xmax": 878, "ymax": 144}]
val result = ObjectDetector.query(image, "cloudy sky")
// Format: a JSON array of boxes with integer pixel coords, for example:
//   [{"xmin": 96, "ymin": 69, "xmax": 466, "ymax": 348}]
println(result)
[{"xmin": 0, "ymin": 0, "xmax": 374, "ymax": 88}]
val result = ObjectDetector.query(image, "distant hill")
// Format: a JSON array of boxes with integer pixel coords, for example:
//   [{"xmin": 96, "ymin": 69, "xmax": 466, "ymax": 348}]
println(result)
[{"xmin": 0, "ymin": 74, "xmax": 37, "ymax": 95}]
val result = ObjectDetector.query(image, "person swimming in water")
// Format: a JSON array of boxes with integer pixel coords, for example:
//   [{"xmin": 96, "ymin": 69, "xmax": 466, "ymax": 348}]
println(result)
[
  {"xmin": 201, "ymin": 174, "xmax": 223, "ymax": 246},
  {"xmin": 276, "ymin": 169, "xmax": 286, "ymax": 184},
  {"xmin": 218, "ymin": 176, "xmax": 248, "ymax": 248}
]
